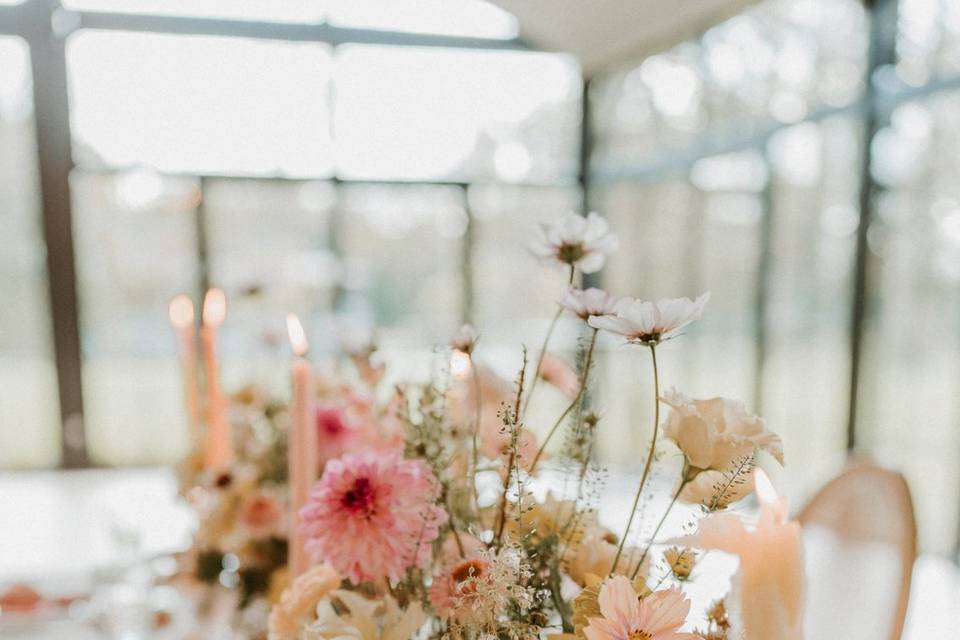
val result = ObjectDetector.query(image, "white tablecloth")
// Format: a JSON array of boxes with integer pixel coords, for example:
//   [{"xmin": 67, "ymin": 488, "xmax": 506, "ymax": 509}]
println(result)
[{"xmin": 0, "ymin": 469, "xmax": 957, "ymax": 638}]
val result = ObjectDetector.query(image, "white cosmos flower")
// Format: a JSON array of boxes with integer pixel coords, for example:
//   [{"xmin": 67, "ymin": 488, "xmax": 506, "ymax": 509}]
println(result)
[
  {"xmin": 588, "ymin": 293, "xmax": 710, "ymax": 344},
  {"xmin": 528, "ymin": 211, "xmax": 619, "ymax": 274},
  {"xmin": 558, "ymin": 287, "xmax": 620, "ymax": 321}
]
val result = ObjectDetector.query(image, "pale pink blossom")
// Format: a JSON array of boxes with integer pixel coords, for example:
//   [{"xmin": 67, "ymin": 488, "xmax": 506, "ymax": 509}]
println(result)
[
  {"xmin": 539, "ymin": 352, "xmax": 581, "ymax": 399},
  {"xmin": 529, "ymin": 212, "xmax": 619, "ymax": 274},
  {"xmin": 428, "ymin": 556, "xmax": 492, "ymax": 623},
  {"xmin": 300, "ymin": 450, "xmax": 448, "ymax": 584},
  {"xmin": 584, "ymin": 576, "xmax": 701, "ymax": 640},
  {"xmin": 589, "ymin": 294, "xmax": 709, "ymax": 345},
  {"xmin": 480, "ymin": 423, "xmax": 539, "ymax": 471},
  {"xmin": 559, "ymin": 287, "xmax": 620, "ymax": 321},
  {"xmin": 238, "ymin": 490, "xmax": 284, "ymax": 538}
]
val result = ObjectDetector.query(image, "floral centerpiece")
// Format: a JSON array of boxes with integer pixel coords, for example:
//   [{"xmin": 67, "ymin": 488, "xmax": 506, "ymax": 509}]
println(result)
[
  {"xmin": 267, "ymin": 212, "xmax": 802, "ymax": 640},
  {"xmin": 176, "ymin": 347, "xmax": 405, "ymax": 638}
]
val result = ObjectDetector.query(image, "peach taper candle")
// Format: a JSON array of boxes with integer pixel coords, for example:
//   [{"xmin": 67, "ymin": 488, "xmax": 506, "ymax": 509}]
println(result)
[
  {"xmin": 169, "ymin": 294, "xmax": 202, "ymax": 446},
  {"xmin": 201, "ymin": 288, "xmax": 233, "ymax": 470},
  {"xmin": 287, "ymin": 313, "xmax": 317, "ymax": 577}
]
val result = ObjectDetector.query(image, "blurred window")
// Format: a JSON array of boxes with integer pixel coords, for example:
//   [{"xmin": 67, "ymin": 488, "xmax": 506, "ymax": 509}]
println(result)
[
  {"xmin": 71, "ymin": 171, "xmax": 200, "ymax": 465},
  {"xmin": 66, "ymin": 31, "xmax": 334, "ymax": 177},
  {"xmin": 334, "ymin": 45, "xmax": 580, "ymax": 182},
  {"xmin": 0, "ymin": 38, "xmax": 61, "ymax": 468}
]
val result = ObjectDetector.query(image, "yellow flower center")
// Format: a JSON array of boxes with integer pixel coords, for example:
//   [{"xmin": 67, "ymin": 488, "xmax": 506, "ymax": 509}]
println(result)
[{"xmin": 629, "ymin": 630, "xmax": 653, "ymax": 640}]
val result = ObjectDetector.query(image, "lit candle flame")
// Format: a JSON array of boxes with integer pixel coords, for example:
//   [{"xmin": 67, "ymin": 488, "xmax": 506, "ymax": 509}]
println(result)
[
  {"xmin": 286, "ymin": 313, "xmax": 309, "ymax": 356},
  {"xmin": 753, "ymin": 468, "xmax": 778, "ymax": 506},
  {"xmin": 168, "ymin": 294, "xmax": 194, "ymax": 328},
  {"xmin": 202, "ymin": 288, "xmax": 226, "ymax": 328}
]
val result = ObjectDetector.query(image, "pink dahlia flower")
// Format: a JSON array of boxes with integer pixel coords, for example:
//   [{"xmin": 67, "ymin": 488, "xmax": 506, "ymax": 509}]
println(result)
[{"xmin": 300, "ymin": 449, "xmax": 448, "ymax": 584}]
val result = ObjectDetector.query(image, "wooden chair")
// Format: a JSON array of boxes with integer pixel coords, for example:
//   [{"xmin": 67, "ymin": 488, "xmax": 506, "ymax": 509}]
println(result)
[{"xmin": 797, "ymin": 460, "xmax": 916, "ymax": 640}]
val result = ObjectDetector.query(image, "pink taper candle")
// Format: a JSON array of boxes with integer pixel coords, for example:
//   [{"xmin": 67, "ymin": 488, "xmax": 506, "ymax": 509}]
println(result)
[
  {"xmin": 680, "ymin": 469, "xmax": 804, "ymax": 640},
  {"xmin": 202, "ymin": 288, "xmax": 233, "ymax": 470},
  {"xmin": 287, "ymin": 313, "xmax": 317, "ymax": 577},
  {"xmin": 169, "ymin": 295, "xmax": 202, "ymax": 446}
]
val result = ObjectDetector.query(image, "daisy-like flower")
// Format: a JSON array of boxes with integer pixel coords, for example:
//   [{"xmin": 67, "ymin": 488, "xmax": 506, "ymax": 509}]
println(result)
[
  {"xmin": 588, "ymin": 294, "xmax": 710, "ymax": 345},
  {"xmin": 559, "ymin": 287, "xmax": 621, "ymax": 322},
  {"xmin": 300, "ymin": 450, "xmax": 448, "ymax": 584},
  {"xmin": 584, "ymin": 576, "xmax": 702, "ymax": 640},
  {"xmin": 529, "ymin": 212, "xmax": 619, "ymax": 274}
]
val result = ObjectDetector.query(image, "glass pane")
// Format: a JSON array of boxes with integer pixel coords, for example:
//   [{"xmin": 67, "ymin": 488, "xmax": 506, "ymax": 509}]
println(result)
[
  {"xmin": 72, "ymin": 171, "xmax": 200, "ymax": 465},
  {"xmin": 0, "ymin": 37, "xmax": 61, "ymax": 468},
  {"xmin": 596, "ymin": 178, "xmax": 761, "ymax": 465},
  {"xmin": 467, "ymin": 185, "xmax": 583, "ymax": 446},
  {"xmin": 896, "ymin": 0, "xmax": 960, "ymax": 83},
  {"xmin": 67, "ymin": 31, "xmax": 333, "ymax": 177},
  {"xmin": 763, "ymin": 118, "xmax": 859, "ymax": 497},
  {"xmin": 204, "ymin": 178, "xmax": 337, "ymax": 392},
  {"xmin": 327, "ymin": 0, "xmax": 518, "ymax": 39},
  {"xmin": 858, "ymin": 94, "xmax": 960, "ymax": 553},
  {"xmin": 334, "ymin": 45, "xmax": 580, "ymax": 182},
  {"xmin": 335, "ymin": 184, "xmax": 465, "ymax": 357},
  {"xmin": 62, "ymin": 0, "xmax": 324, "ymax": 23},
  {"xmin": 469, "ymin": 184, "xmax": 580, "ymax": 345},
  {"xmin": 591, "ymin": 0, "xmax": 868, "ymax": 170}
]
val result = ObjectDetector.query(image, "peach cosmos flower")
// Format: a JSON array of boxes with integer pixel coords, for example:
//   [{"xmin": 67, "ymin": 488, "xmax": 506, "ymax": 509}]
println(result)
[
  {"xmin": 529, "ymin": 211, "xmax": 619, "ymax": 274},
  {"xmin": 584, "ymin": 577, "xmax": 702, "ymax": 640},
  {"xmin": 268, "ymin": 563, "xmax": 341, "ymax": 640},
  {"xmin": 588, "ymin": 294, "xmax": 709, "ymax": 345},
  {"xmin": 661, "ymin": 390, "xmax": 783, "ymax": 506},
  {"xmin": 238, "ymin": 490, "xmax": 284, "ymax": 538},
  {"xmin": 300, "ymin": 449, "xmax": 448, "ymax": 584}
]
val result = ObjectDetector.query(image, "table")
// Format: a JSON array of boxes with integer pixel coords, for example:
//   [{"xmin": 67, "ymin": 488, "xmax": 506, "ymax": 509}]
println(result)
[{"xmin": 0, "ymin": 468, "xmax": 957, "ymax": 638}]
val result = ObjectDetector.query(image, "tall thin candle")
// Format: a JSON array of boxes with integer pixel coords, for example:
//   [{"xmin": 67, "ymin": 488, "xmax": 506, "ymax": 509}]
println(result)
[
  {"xmin": 169, "ymin": 295, "xmax": 202, "ymax": 446},
  {"xmin": 287, "ymin": 313, "xmax": 317, "ymax": 577},
  {"xmin": 202, "ymin": 288, "xmax": 233, "ymax": 470}
]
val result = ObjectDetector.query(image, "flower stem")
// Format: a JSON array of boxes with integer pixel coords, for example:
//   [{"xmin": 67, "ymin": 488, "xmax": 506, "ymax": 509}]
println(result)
[
  {"xmin": 522, "ymin": 265, "xmax": 575, "ymax": 419},
  {"xmin": 529, "ymin": 328, "xmax": 598, "ymax": 474},
  {"xmin": 610, "ymin": 343, "xmax": 660, "ymax": 575},
  {"xmin": 630, "ymin": 478, "xmax": 686, "ymax": 579}
]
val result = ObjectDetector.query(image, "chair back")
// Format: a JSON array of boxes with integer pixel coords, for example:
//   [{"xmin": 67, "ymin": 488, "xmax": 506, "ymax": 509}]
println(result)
[{"xmin": 797, "ymin": 460, "xmax": 916, "ymax": 640}]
